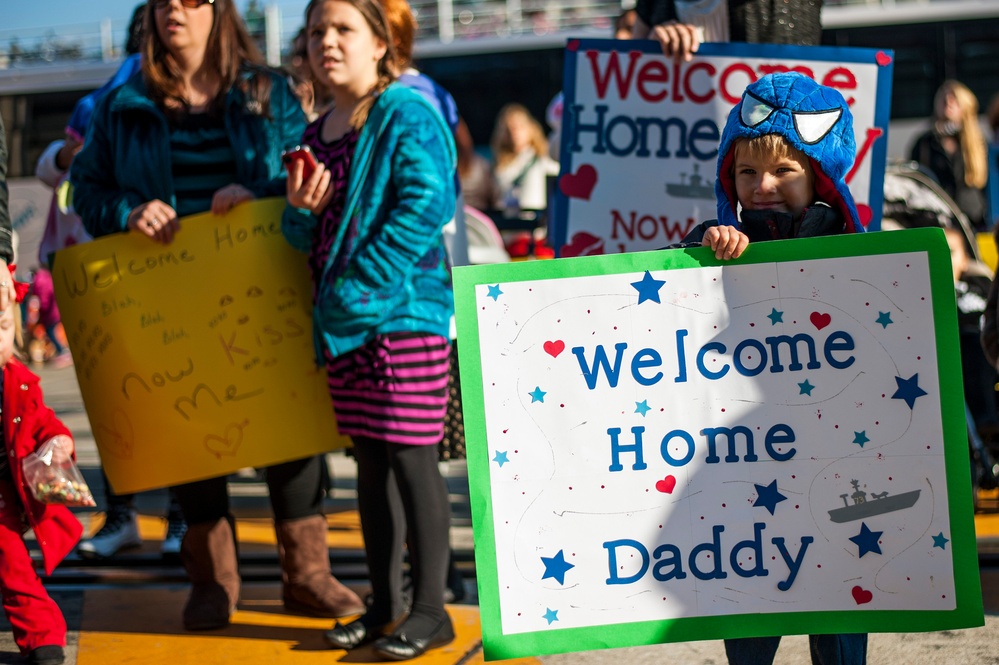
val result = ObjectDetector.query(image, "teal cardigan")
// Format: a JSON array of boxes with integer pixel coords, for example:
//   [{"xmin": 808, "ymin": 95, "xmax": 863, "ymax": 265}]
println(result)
[
  {"xmin": 282, "ymin": 83, "xmax": 457, "ymax": 359},
  {"xmin": 72, "ymin": 67, "xmax": 306, "ymax": 238}
]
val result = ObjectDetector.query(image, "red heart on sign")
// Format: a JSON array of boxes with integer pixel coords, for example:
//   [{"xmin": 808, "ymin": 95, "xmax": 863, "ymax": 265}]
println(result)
[
  {"xmin": 561, "ymin": 231, "xmax": 605, "ymax": 258},
  {"xmin": 559, "ymin": 164, "xmax": 598, "ymax": 200},
  {"xmin": 567, "ymin": 40, "xmax": 580, "ymax": 52},
  {"xmin": 851, "ymin": 585, "xmax": 873, "ymax": 605},
  {"xmin": 655, "ymin": 476, "xmax": 677, "ymax": 494},
  {"xmin": 543, "ymin": 340, "xmax": 565, "ymax": 358},
  {"xmin": 875, "ymin": 50, "xmax": 892, "ymax": 66},
  {"xmin": 856, "ymin": 203, "xmax": 873, "ymax": 228},
  {"xmin": 810, "ymin": 312, "xmax": 831, "ymax": 330}
]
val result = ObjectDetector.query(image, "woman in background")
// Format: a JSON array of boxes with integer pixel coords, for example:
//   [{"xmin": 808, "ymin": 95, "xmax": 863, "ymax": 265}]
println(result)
[{"xmin": 910, "ymin": 80, "xmax": 989, "ymax": 230}]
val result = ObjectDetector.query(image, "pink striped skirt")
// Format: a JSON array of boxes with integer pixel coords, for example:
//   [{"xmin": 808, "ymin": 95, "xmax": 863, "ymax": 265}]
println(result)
[{"xmin": 324, "ymin": 332, "xmax": 451, "ymax": 446}]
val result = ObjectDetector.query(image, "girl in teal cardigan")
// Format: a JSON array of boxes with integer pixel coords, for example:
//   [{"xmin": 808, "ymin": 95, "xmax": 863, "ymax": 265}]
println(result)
[{"xmin": 284, "ymin": 0, "xmax": 457, "ymax": 660}]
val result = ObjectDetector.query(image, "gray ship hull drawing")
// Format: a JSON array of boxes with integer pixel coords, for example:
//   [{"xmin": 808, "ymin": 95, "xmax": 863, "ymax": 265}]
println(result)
[{"xmin": 828, "ymin": 478, "xmax": 920, "ymax": 523}]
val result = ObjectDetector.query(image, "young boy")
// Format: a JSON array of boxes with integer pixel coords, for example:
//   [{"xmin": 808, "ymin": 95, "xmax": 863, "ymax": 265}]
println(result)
[
  {"xmin": 673, "ymin": 71, "xmax": 868, "ymax": 665},
  {"xmin": 0, "ymin": 279, "xmax": 82, "ymax": 665}
]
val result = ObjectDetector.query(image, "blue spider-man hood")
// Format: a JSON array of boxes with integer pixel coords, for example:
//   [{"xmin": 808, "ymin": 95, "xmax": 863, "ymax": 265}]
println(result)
[{"xmin": 715, "ymin": 72, "xmax": 863, "ymax": 233}]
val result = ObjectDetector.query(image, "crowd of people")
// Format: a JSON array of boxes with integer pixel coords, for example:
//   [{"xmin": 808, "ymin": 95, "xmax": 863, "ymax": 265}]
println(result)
[{"xmin": 0, "ymin": 1, "xmax": 995, "ymax": 664}]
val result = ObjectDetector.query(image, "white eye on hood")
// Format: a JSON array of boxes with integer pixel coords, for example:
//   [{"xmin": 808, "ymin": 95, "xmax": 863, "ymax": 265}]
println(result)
[
  {"xmin": 740, "ymin": 93, "xmax": 775, "ymax": 127},
  {"xmin": 793, "ymin": 109, "xmax": 842, "ymax": 144}
]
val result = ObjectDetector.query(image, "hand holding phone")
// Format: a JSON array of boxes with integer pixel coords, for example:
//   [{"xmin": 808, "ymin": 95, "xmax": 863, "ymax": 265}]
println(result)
[{"xmin": 282, "ymin": 145, "xmax": 318, "ymax": 181}]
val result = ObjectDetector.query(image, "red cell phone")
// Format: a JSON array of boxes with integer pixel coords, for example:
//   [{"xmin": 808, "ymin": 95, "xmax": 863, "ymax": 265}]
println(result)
[{"xmin": 281, "ymin": 145, "xmax": 318, "ymax": 181}]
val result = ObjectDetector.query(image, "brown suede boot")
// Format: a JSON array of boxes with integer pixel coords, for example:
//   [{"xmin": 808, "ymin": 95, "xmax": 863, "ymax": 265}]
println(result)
[
  {"xmin": 276, "ymin": 514, "xmax": 366, "ymax": 618},
  {"xmin": 181, "ymin": 516, "xmax": 240, "ymax": 630}
]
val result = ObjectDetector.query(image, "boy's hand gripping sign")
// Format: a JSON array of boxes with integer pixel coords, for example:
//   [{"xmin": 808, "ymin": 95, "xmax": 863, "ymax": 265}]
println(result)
[
  {"xmin": 552, "ymin": 41, "xmax": 893, "ymax": 256},
  {"xmin": 453, "ymin": 229, "xmax": 983, "ymax": 660}
]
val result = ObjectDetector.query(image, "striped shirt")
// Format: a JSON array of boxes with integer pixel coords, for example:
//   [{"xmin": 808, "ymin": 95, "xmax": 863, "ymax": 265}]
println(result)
[{"xmin": 169, "ymin": 112, "xmax": 237, "ymax": 217}]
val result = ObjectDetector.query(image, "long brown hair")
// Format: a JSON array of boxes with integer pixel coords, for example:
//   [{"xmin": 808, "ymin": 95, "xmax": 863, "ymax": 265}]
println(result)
[
  {"xmin": 304, "ymin": 0, "xmax": 398, "ymax": 129},
  {"xmin": 142, "ymin": 0, "xmax": 270, "ymax": 118}
]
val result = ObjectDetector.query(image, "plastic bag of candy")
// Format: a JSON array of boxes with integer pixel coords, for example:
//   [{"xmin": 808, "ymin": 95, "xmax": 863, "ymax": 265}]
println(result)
[{"xmin": 21, "ymin": 435, "xmax": 96, "ymax": 507}]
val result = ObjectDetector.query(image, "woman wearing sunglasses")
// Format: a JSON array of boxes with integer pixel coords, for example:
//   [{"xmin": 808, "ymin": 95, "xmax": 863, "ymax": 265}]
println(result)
[{"xmin": 71, "ymin": 0, "xmax": 365, "ymax": 631}]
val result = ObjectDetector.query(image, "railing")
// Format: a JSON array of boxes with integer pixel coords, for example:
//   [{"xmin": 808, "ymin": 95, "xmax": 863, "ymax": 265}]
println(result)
[{"xmin": 0, "ymin": 0, "xmax": 979, "ymax": 69}]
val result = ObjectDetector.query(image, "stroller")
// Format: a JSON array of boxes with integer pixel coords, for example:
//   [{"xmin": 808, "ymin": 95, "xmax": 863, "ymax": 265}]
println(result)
[{"xmin": 882, "ymin": 161, "xmax": 999, "ymax": 508}]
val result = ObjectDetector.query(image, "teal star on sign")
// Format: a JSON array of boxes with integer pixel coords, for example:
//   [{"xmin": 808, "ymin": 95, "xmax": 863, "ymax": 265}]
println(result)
[
  {"xmin": 853, "ymin": 431, "xmax": 870, "ymax": 447},
  {"xmin": 767, "ymin": 308, "xmax": 784, "ymax": 325},
  {"xmin": 529, "ymin": 386, "xmax": 547, "ymax": 403},
  {"xmin": 798, "ymin": 379, "xmax": 815, "ymax": 396},
  {"xmin": 486, "ymin": 284, "xmax": 503, "ymax": 301},
  {"xmin": 493, "ymin": 451, "xmax": 509, "ymax": 467},
  {"xmin": 543, "ymin": 608, "xmax": 559, "ymax": 625},
  {"xmin": 932, "ymin": 532, "xmax": 949, "ymax": 550},
  {"xmin": 635, "ymin": 400, "xmax": 651, "ymax": 416},
  {"xmin": 876, "ymin": 311, "xmax": 893, "ymax": 328}
]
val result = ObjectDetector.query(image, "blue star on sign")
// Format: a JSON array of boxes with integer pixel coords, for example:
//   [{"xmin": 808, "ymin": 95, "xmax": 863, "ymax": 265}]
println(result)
[
  {"xmin": 486, "ymin": 284, "xmax": 503, "ymax": 301},
  {"xmin": 541, "ymin": 550, "xmax": 575, "ymax": 585},
  {"xmin": 876, "ymin": 311, "xmax": 893, "ymax": 328},
  {"xmin": 853, "ymin": 431, "xmax": 870, "ymax": 447},
  {"xmin": 529, "ymin": 386, "xmax": 547, "ymax": 403},
  {"xmin": 543, "ymin": 608, "xmax": 559, "ymax": 625},
  {"xmin": 493, "ymin": 451, "xmax": 509, "ymax": 467},
  {"xmin": 631, "ymin": 271, "xmax": 666, "ymax": 305},
  {"xmin": 635, "ymin": 400, "xmax": 651, "ymax": 417},
  {"xmin": 753, "ymin": 480, "xmax": 787, "ymax": 515},
  {"xmin": 932, "ymin": 532, "xmax": 949, "ymax": 550},
  {"xmin": 767, "ymin": 308, "xmax": 784, "ymax": 325},
  {"xmin": 892, "ymin": 374, "xmax": 927, "ymax": 409},
  {"xmin": 849, "ymin": 522, "xmax": 883, "ymax": 557},
  {"xmin": 798, "ymin": 379, "xmax": 815, "ymax": 396}
]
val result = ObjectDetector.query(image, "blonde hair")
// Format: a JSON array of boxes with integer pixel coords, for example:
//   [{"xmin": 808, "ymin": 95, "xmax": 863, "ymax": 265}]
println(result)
[
  {"xmin": 731, "ymin": 135, "xmax": 813, "ymax": 175},
  {"xmin": 935, "ymin": 80, "xmax": 987, "ymax": 190},
  {"xmin": 490, "ymin": 103, "xmax": 548, "ymax": 169}
]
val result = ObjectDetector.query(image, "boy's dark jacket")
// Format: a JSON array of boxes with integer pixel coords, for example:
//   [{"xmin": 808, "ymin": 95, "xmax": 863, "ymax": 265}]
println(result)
[
  {"xmin": 675, "ymin": 72, "xmax": 865, "ymax": 246},
  {"xmin": 2, "ymin": 359, "xmax": 80, "ymax": 575}
]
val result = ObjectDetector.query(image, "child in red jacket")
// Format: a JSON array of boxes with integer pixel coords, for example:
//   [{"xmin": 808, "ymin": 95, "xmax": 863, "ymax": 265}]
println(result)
[{"xmin": 0, "ymin": 276, "xmax": 82, "ymax": 665}]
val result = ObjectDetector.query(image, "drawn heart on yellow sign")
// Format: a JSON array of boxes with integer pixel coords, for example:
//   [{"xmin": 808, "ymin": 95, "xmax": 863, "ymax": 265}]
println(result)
[
  {"xmin": 204, "ymin": 421, "xmax": 247, "ymax": 460},
  {"xmin": 97, "ymin": 410, "xmax": 135, "ymax": 460}
]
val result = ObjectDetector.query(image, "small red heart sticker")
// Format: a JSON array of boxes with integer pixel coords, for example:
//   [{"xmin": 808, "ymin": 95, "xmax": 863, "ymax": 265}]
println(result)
[
  {"xmin": 875, "ymin": 50, "xmax": 892, "ymax": 66},
  {"xmin": 852, "ymin": 585, "xmax": 873, "ymax": 605},
  {"xmin": 810, "ymin": 312, "xmax": 831, "ymax": 330},
  {"xmin": 567, "ymin": 40, "xmax": 580, "ymax": 52},
  {"xmin": 655, "ymin": 476, "xmax": 677, "ymax": 494},
  {"xmin": 543, "ymin": 340, "xmax": 565, "ymax": 358},
  {"xmin": 559, "ymin": 164, "xmax": 598, "ymax": 200}
]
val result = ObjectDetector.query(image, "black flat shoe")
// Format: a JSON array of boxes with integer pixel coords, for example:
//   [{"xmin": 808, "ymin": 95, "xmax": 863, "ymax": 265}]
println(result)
[
  {"xmin": 372, "ymin": 616, "xmax": 455, "ymax": 661},
  {"xmin": 324, "ymin": 616, "xmax": 395, "ymax": 650},
  {"xmin": 27, "ymin": 645, "xmax": 64, "ymax": 665}
]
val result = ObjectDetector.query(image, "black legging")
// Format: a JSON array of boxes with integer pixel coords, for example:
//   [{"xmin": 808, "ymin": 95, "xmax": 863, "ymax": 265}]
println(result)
[
  {"xmin": 352, "ymin": 437, "xmax": 450, "ymax": 623},
  {"xmin": 172, "ymin": 455, "xmax": 324, "ymax": 525}
]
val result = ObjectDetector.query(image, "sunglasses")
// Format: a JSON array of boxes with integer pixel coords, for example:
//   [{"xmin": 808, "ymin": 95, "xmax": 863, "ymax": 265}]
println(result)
[{"xmin": 153, "ymin": 0, "xmax": 215, "ymax": 9}]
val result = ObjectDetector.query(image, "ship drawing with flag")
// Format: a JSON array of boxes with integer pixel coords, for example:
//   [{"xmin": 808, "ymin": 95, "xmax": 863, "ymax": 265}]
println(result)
[{"xmin": 828, "ymin": 478, "xmax": 920, "ymax": 523}]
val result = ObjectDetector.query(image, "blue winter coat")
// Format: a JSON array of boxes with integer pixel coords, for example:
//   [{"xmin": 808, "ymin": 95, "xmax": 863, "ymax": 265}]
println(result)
[
  {"xmin": 282, "ymin": 83, "xmax": 457, "ymax": 359},
  {"xmin": 71, "ymin": 67, "xmax": 306, "ymax": 238}
]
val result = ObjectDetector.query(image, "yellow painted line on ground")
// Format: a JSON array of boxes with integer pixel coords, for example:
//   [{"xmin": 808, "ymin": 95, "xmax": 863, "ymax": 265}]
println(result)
[{"xmin": 76, "ymin": 585, "xmax": 540, "ymax": 664}]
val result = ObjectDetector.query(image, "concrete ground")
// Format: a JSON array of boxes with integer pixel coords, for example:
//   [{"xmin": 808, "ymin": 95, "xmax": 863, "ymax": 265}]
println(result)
[{"xmin": 0, "ymin": 361, "xmax": 995, "ymax": 664}]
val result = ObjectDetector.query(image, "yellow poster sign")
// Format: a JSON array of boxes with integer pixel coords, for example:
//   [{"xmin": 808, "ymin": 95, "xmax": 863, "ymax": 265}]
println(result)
[{"xmin": 52, "ymin": 198, "xmax": 348, "ymax": 494}]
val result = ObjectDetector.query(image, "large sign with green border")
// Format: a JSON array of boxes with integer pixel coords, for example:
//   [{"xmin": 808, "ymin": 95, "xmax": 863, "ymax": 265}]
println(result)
[{"xmin": 453, "ymin": 228, "xmax": 982, "ymax": 660}]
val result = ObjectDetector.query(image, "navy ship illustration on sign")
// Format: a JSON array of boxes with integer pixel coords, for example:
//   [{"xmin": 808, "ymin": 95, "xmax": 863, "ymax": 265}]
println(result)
[
  {"xmin": 828, "ymin": 479, "xmax": 920, "ymax": 523},
  {"xmin": 665, "ymin": 163, "xmax": 715, "ymax": 200}
]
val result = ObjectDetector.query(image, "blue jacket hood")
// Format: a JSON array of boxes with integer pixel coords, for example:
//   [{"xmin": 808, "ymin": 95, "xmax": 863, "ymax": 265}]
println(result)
[{"xmin": 715, "ymin": 72, "xmax": 863, "ymax": 233}]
